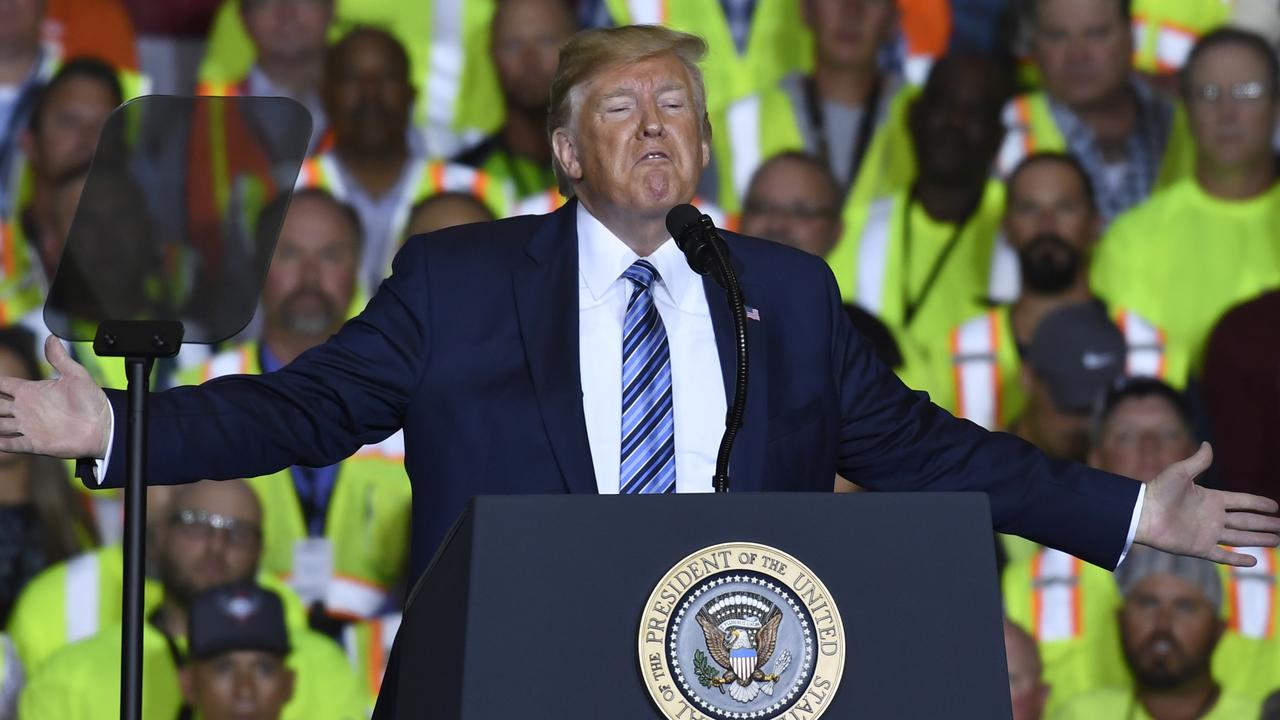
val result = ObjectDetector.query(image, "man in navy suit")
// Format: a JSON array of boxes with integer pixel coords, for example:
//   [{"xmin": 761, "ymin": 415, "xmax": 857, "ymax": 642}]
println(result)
[{"xmin": 0, "ymin": 22, "xmax": 1277, "ymax": 691}]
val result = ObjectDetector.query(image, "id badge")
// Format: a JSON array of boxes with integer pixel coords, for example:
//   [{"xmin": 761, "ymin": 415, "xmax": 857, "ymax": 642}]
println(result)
[{"xmin": 291, "ymin": 538, "xmax": 334, "ymax": 605}]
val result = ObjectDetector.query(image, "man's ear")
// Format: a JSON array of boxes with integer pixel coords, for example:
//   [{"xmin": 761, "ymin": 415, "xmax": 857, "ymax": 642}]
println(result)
[
  {"xmin": 700, "ymin": 116, "xmax": 711, "ymax": 170},
  {"xmin": 1019, "ymin": 363, "xmax": 1034, "ymax": 392},
  {"xmin": 552, "ymin": 128, "xmax": 583, "ymax": 184},
  {"xmin": 1087, "ymin": 212, "xmax": 1104, "ymax": 250},
  {"xmin": 283, "ymin": 668, "xmax": 297, "ymax": 702},
  {"xmin": 178, "ymin": 667, "xmax": 195, "ymax": 704}
]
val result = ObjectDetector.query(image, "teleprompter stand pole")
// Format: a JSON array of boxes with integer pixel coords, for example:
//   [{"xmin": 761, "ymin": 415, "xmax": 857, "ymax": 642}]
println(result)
[{"xmin": 93, "ymin": 320, "xmax": 184, "ymax": 720}]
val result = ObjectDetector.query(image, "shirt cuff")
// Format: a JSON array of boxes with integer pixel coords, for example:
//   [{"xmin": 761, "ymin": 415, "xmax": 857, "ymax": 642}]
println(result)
[
  {"xmin": 92, "ymin": 400, "xmax": 115, "ymax": 485},
  {"xmin": 1115, "ymin": 482, "xmax": 1146, "ymax": 567}
]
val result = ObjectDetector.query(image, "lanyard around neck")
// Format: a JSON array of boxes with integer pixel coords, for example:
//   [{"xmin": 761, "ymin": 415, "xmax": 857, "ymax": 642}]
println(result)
[
  {"xmin": 899, "ymin": 194, "xmax": 971, "ymax": 328},
  {"xmin": 802, "ymin": 72, "xmax": 884, "ymax": 193}
]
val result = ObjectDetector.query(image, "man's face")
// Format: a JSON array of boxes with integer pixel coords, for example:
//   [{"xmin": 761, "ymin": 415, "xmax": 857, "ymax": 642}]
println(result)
[
  {"xmin": 1032, "ymin": 0, "xmax": 1132, "ymax": 109},
  {"xmin": 0, "ymin": 0, "xmax": 42, "ymax": 49},
  {"xmin": 262, "ymin": 196, "xmax": 359, "ymax": 338},
  {"xmin": 26, "ymin": 76, "xmax": 117, "ymax": 181},
  {"xmin": 804, "ymin": 0, "xmax": 896, "ymax": 69},
  {"xmin": 1005, "ymin": 162, "xmax": 1096, "ymax": 254},
  {"xmin": 910, "ymin": 61, "xmax": 1006, "ymax": 187},
  {"xmin": 1090, "ymin": 396, "xmax": 1195, "ymax": 482},
  {"xmin": 323, "ymin": 34, "xmax": 414, "ymax": 154},
  {"xmin": 1120, "ymin": 574, "xmax": 1223, "ymax": 691},
  {"xmin": 242, "ymin": 0, "xmax": 332, "ymax": 64},
  {"xmin": 491, "ymin": 0, "xmax": 575, "ymax": 115},
  {"xmin": 158, "ymin": 483, "xmax": 262, "ymax": 607},
  {"xmin": 553, "ymin": 53, "xmax": 709, "ymax": 221},
  {"xmin": 1186, "ymin": 43, "xmax": 1279, "ymax": 174},
  {"xmin": 1004, "ymin": 625, "xmax": 1048, "ymax": 720},
  {"xmin": 1004, "ymin": 161, "xmax": 1097, "ymax": 294},
  {"xmin": 740, "ymin": 159, "xmax": 842, "ymax": 257},
  {"xmin": 182, "ymin": 651, "xmax": 295, "ymax": 720}
]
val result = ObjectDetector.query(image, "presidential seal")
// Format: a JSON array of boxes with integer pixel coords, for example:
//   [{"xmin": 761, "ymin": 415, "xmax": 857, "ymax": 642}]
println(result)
[{"xmin": 639, "ymin": 542, "xmax": 845, "ymax": 720}]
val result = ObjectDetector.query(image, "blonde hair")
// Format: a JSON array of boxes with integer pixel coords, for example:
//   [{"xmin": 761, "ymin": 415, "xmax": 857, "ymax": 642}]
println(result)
[{"xmin": 547, "ymin": 25, "xmax": 711, "ymax": 197}]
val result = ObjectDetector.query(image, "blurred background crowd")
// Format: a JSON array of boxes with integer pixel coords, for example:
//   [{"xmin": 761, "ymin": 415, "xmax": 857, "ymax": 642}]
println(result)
[{"xmin": 0, "ymin": 0, "xmax": 1277, "ymax": 718}]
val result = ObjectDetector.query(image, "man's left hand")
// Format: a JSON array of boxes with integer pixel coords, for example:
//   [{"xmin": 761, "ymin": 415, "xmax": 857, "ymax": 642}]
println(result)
[{"xmin": 1136, "ymin": 442, "xmax": 1280, "ymax": 566}]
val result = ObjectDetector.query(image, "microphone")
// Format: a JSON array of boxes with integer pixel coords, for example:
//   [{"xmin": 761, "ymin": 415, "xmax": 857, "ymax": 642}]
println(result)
[
  {"xmin": 665, "ymin": 203, "xmax": 722, "ymax": 282},
  {"xmin": 664, "ymin": 204, "xmax": 747, "ymax": 494}
]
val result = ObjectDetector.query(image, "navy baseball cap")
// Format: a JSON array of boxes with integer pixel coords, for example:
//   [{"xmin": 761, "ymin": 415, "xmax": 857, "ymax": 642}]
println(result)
[
  {"xmin": 1027, "ymin": 302, "xmax": 1127, "ymax": 414},
  {"xmin": 188, "ymin": 582, "xmax": 291, "ymax": 661}
]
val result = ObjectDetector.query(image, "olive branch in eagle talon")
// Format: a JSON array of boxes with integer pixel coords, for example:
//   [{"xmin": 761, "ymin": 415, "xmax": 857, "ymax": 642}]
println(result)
[{"xmin": 693, "ymin": 649, "xmax": 721, "ymax": 689}]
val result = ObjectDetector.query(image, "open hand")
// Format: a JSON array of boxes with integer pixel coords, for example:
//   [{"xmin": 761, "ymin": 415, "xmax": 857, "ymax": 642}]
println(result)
[
  {"xmin": 0, "ymin": 335, "xmax": 111, "ymax": 459},
  {"xmin": 1136, "ymin": 442, "xmax": 1280, "ymax": 567}
]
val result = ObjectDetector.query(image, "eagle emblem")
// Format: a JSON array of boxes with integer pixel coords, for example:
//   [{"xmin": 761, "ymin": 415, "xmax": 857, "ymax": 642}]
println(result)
[{"xmin": 694, "ymin": 592, "xmax": 793, "ymax": 704}]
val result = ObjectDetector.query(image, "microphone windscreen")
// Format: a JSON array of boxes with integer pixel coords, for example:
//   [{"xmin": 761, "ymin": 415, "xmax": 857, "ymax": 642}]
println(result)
[{"xmin": 665, "ymin": 203, "xmax": 703, "ymax": 240}]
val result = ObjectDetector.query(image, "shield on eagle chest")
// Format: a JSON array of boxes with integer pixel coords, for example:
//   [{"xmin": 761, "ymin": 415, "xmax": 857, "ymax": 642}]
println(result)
[{"xmin": 730, "ymin": 646, "xmax": 756, "ymax": 681}]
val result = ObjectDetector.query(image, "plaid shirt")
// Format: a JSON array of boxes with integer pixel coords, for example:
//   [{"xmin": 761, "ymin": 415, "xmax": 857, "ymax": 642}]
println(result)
[{"xmin": 1048, "ymin": 77, "xmax": 1174, "ymax": 224}]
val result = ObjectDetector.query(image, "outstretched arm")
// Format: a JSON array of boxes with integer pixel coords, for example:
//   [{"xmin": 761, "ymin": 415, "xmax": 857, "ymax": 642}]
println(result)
[
  {"xmin": 0, "ymin": 236, "xmax": 434, "ymax": 486},
  {"xmin": 823, "ymin": 263, "xmax": 1280, "ymax": 569}
]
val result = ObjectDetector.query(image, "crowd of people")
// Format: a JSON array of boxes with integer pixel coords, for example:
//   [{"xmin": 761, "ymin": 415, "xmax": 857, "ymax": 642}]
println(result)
[{"xmin": 0, "ymin": 0, "xmax": 1276, "ymax": 718}]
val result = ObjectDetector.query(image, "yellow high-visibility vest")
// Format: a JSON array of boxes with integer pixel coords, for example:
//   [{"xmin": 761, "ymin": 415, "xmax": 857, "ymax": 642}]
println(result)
[
  {"xmin": 178, "ymin": 343, "xmax": 412, "ymax": 620},
  {"xmin": 602, "ymin": 0, "xmax": 813, "ymax": 114},
  {"xmin": 1002, "ymin": 547, "xmax": 1129, "ymax": 717}
]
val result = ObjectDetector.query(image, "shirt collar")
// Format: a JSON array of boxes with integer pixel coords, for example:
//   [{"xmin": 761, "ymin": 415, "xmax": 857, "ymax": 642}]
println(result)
[
  {"xmin": 575, "ymin": 202, "xmax": 697, "ymax": 308},
  {"xmin": 1048, "ymin": 74, "xmax": 1167, "ymax": 139}
]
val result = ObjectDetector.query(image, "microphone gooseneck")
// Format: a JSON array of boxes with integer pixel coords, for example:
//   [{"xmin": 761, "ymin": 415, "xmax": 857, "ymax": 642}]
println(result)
[{"xmin": 665, "ymin": 204, "xmax": 748, "ymax": 493}]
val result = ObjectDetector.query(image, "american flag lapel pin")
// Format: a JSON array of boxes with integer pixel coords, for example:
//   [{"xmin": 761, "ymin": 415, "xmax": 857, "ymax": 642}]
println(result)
[{"xmin": 745, "ymin": 306, "xmax": 761, "ymax": 321}]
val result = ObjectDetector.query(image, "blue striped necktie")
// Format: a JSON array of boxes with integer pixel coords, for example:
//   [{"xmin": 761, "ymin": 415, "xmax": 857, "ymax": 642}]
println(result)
[{"xmin": 619, "ymin": 259, "xmax": 676, "ymax": 494}]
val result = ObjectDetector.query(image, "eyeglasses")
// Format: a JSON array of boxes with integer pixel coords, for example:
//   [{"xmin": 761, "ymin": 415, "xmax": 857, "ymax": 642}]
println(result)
[
  {"xmin": 1192, "ymin": 81, "xmax": 1270, "ymax": 104},
  {"xmin": 170, "ymin": 509, "xmax": 262, "ymax": 548}
]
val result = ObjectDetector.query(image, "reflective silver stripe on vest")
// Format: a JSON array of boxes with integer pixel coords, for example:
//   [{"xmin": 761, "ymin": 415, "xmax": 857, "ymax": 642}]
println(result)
[
  {"xmin": 387, "ymin": 157, "xmax": 431, "ymax": 253},
  {"xmin": 380, "ymin": 612, "xmax": 402, "ymax": 653},
  {"xmin": 1034, "ymin": 548, "xmax": 1080, "ymax": 642},
  {"xmin": 725, "ymin": 94, "xmax": 763, "ymax": 201},
  {"xmin": 1119, "ymin": 310, "xmax": 1165, "ymax": 378},
  {"xmin": 953, "ymin": 312, "xmax": 999, "ymax": 430},
  {"xmin": 65, "ymin": 553, "xmax": 101, "ymax": 643},
  {"xmin": 625, "ymin": 0, "xmax": 663, "ymax": 24},
  {"xmin": 855, "ymin": 197, "xmax": 895, "ymax": 314},
  {"xmin": 425, "ymin": 0, "xmax": 465, "ymax": 133},
  {"xmin": 206, "ymin": 347, "xmax": 250, "ymax": 380},
  {"xmin": 986, "ymin": 234, "xmax": 1020, "ymax": 304},
  {"xmin": 1156, "ymin": 25, "xmax": 1196, "ymax": 71},
  {"xmin": 997, "ymin": 100, "xmax": 1030, "ymax": 178},
  {"xmin": 0, "ymin": 634, "xmax": 22, "ymax": 720},
  {"xmin": 1231, "ymin": 547, "xmax": 1274, "ymax": 639}
]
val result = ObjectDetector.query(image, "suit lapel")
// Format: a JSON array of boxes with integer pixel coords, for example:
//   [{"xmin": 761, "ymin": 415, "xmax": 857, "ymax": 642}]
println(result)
[
  {"xmin": 512, "ymin": 201, "xmax": 598, "ymax": 494},
  {"xmin": 704, "ymin": 264, "xmax": 768, "ymax": 493}
]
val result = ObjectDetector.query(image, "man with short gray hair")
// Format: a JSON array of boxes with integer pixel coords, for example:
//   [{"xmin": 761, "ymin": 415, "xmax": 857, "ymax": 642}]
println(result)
[{"xmin": 1055, "ymin": 546, "xmax": 1260, "ymax": 719}]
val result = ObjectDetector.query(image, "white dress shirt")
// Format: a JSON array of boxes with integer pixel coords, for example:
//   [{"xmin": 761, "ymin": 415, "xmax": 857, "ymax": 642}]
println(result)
[{"xmin": 576, "ymin": 203, "xmax": 727, "ymax": 494}]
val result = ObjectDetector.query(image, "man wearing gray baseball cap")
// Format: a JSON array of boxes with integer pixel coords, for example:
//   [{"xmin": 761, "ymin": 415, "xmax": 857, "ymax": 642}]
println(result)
[
  {"xmin": 1055, "ymin": 546, "xmax": 1259, "ymax": 719},
  {"xmin": 1010, "ymin": 302, "xmax": 1127, "ymax": 462}
]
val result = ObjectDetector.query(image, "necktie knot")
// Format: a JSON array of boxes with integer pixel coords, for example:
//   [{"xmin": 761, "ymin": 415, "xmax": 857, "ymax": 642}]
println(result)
[{"xmin": 622, "ymin": 259, "xmax": 660, "ymax": 291}]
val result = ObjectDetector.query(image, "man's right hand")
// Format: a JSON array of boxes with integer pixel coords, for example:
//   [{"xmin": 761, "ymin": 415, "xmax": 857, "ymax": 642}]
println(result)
[{"xmin": 0, "ymin": 335, "xmax": 112, "ymax": 459}]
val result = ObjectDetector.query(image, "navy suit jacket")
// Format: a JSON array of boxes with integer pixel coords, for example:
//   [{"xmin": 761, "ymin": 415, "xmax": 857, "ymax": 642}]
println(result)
[{"xmin": 100, "ymin": 200, "xmax": 1139, "ymax": 575}]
